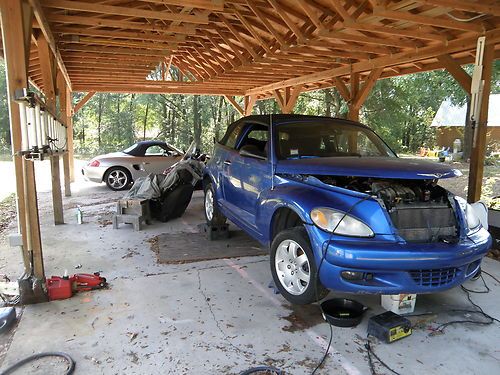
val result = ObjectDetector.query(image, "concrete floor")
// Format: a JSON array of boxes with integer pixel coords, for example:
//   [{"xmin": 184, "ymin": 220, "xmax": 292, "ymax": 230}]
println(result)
[{"xmin": 0, "ymin": 178, "xmax": 499, "ymax": 374}]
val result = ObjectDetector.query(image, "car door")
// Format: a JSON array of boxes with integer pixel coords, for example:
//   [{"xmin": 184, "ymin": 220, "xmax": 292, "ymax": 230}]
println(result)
[
  {"xmin": 221, "ymin": 121, "xmax": 272, "ymax": 234},
  {"xmin": 140, "ymin": 144, "xmax": 181, "ymax": 174}
]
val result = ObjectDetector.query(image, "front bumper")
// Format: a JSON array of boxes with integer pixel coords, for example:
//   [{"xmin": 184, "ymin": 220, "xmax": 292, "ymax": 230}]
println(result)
[
  {"xmin": 81, "ymin": 166, "xmax": 107, "ymax": 183},
  {"xmin": 306, "ymin": 224, "xmax": 492, "ymax": 294}
]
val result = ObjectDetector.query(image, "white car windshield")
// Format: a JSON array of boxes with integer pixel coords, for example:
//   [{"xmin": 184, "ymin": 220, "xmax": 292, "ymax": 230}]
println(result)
[{"xmin": 276, "ymin": 121, "xmax": 396, "ymax": 160}]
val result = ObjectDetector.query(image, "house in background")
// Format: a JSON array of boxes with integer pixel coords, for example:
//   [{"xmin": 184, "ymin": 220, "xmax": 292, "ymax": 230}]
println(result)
[{"xmin": 431, "ymin": 94, "xmax": 500, "ymax": 151}]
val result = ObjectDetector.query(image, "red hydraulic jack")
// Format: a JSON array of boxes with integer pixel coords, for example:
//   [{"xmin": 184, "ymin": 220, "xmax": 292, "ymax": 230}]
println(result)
[{"xmin": 47, "ymin": 272, "xmax": 107, "ymax": 301}]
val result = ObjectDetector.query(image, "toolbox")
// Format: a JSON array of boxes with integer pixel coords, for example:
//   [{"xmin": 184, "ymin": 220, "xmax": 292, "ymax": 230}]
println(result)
[{"xmin": 367, "ymin": 311, "xmax": 412, "ymax": 343}]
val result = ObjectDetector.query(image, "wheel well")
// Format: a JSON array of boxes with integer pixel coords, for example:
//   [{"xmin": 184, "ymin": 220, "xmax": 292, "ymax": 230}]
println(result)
[
  {"xmin": 202, "ymin": 175, "xmax": 212, "ymax": 190},
  {"xmin": 271, "ymin": 207, "xmax": 303, "ymax": 241},
  {"xmin": 103, "ymin": 166, "xmax": 131, "ymax": 183}
]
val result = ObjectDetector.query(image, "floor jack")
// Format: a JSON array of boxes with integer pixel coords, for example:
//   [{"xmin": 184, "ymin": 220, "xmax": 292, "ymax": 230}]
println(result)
[{"xmin": 46, "ymin": 272, "xmax": 107, "ymax": 301}]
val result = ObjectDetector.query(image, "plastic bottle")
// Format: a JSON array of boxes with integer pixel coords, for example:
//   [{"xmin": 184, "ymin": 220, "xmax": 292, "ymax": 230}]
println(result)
[{"xmin": 76, "ymin": 206, "xmax": 83, "ymax": 224}]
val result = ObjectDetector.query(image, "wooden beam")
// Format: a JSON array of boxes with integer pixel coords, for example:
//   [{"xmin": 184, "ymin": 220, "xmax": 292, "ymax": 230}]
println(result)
[
  {"xmin": 268, "ymin": 0, "xmax": 307, "ymax": 44},
  {"xmin": 273, "ymin": 89, "xmax": 286, "ymax": 112},
  {"xmin": 417, "ymin": 0, "xmax": 500, "ymax": 17},
  {"xmin": 332, "ymin": 77, "xmax": 350, "ymax": 101},
  {"xmin": 37, "ymin": 33, "xmax": 57, "ymax": 110},
  {"xmin": 224, "ymin": 95, "xmax": 244, "ymax": 116},
  {"xmin": 284, "ymin": 85, "xmax": 302, "ymax": 113},
  {"xmin": 245, "ymin": 28, "xmax": 500, "ymax": 95},
  {"xmin": 43, "ymin": 0, "xmax": 208, "ymax": 24},
  {"xmin": 28, "ymin": 0, "xmax": 71, "ymax": 89},
  {"xmin": 373, "ymin": 8, "xmax": 483, "ymax": 33},
  {"xmin": 0, "ymin": 0, "xmax": 32, "ymax": 276},
  {"xmin": 46, "ymin": 14, "xmax": 197, "ymax": 35},
  {"xmin": 57, "ymin": 70, "xmax": 73, "ymax": 190},
  {"xmin": 50, "ymin": 154, "xmax": 64, "ymax": 224},
  {"xmin": 351, "ymin": 68, "xmax": 383, "ymax": 109},
  {"xmin": 244, "ymin": 95, "xmax": 257, "ymax": 116},
  {"xmin": 436, "ymin": 54, "xmax": 472, "ymax": 94},
  {"xmin": 73, "ymin": 92, "xmax": 96, "ymax": 114},
  {"xmin": 54, "ymin": 27, "xmax": 185, "ymax": 43},
  {"xmin": 24, "ymin": 158, "xmax": 44, "ymax": 280},
  {"xmin": 467, "ymin": 43, "xmax": 494, "ymax": 203},
  {"xmin": 140, "ymin": 0, "xmax": 224, "ymax": 12}
]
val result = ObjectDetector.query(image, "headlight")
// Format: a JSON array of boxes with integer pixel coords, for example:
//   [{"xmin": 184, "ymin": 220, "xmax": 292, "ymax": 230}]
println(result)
[
  {"xmin": 310, "ymin": 208, "xmax": 374, "ymax": 237},
  {"xmin": 465, "ymin": 203, "xmax": 481, "ymax": 231}
]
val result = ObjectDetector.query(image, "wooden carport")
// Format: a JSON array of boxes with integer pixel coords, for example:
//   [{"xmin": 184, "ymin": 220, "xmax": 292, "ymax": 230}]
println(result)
[{"xmin": 0, "ymin": 0, "xmax": 498, "ymax": 303}]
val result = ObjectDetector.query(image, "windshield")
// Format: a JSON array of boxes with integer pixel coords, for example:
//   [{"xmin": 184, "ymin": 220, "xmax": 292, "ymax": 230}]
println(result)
[{"xmin": 276, "ymin": 121, "xmax": 396, "ymax": 160}]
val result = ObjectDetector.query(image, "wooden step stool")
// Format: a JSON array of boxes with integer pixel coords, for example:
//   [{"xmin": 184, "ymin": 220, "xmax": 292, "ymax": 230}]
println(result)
[{"xmin": 113, "ymin": 199, "xmax": 151, "ymax": 231}]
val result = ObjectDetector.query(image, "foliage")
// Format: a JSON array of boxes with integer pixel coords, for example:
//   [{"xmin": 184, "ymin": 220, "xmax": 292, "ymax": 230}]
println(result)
[{"xmin": 0, "ymin": 61, "xmax": 498, "ymax": 157}]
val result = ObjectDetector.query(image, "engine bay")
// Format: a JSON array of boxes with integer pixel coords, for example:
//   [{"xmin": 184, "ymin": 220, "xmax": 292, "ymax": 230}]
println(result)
[{"xmin": 314, "ymin": 176, "xmax": 459, "ymax": 243}]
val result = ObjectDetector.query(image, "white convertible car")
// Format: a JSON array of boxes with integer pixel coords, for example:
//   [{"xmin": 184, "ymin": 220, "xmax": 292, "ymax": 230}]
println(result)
[{"xmin": 82, "ymin": 141, "xmax": 183, "ymax": 190}]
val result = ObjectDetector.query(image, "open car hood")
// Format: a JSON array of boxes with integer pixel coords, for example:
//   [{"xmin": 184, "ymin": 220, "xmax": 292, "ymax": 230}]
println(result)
[{"xmin": 275, "ymin": 157, "xmax": 462, "ymax": 180}]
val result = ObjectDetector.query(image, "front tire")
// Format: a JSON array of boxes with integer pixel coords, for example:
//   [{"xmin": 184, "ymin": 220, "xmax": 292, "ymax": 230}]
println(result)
[
  {"xmin": 271, "ymin": 227, "xmax": 328, "ymax": 305},
  {"xmin": 104, "ymin": 167, "xmax": 132, "ymax": 191},
  {"xmin": 204, "ymin": 182, "xmax": 226, "ymax": 226}
]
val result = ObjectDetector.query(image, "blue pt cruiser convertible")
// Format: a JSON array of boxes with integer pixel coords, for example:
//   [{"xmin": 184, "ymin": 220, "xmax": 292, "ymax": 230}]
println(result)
[{"xmin": 203, "ymin": 115, "xmax": 492, "ymax": 304}]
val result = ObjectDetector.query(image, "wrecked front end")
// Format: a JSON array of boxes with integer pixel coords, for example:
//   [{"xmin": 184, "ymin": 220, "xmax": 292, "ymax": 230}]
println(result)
[{"xmin": 281, "ymin": 173, "xmax": 492, "ymax": 294}]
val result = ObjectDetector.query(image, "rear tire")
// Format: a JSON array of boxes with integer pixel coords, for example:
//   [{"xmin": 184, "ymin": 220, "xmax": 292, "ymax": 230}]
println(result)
[
  {"xmin": 104, "ymin": 167, "xmax": 132, "ymax": 191},
  {"xmin": 271, "ymin": 227, "xmax": 328, "ymax": 305},
  {"xmin": 204, "ymin": 182, "xmax": 226, "ymax": 226}
]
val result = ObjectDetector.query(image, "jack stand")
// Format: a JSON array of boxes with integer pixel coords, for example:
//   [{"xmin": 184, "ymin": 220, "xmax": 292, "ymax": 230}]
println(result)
[
  {"xmin": 203, "ymin": 223, "xmax": 229, "ymax": 241},
  {"xmin": 268, "ymin": 280, "xmax": 280, "ymax": 295},
  {"xmin": 18, "ymin": 276, "xmax": 48, "ymax": 305}
]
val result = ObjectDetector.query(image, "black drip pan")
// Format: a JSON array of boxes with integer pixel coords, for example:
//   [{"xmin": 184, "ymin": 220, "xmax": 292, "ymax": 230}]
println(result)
[{"xmin": 321, "ymin": 298, "xmax": 367, "ymax": 327}]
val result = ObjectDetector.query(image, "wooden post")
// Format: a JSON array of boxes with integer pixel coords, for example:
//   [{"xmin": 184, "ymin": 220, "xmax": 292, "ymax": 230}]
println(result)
[
  {"xmin": 23, "ymin": 158, "xmax": 44, "ymax": 279},
  {"xmin": 467, "ymin": 43, "xmax": 494, "ymax": 203},
  {"xmin": 347, "ymin": 69, "xmax": 382, "ymax": 121},
  {"xmin": 50, "ymin": 154, "xmax": 64, "ymax": 224},
  {"xmin": 348, "ymin": 72, "xmax": 360, "ymax": 121},
  {"xmin": 57, "ymin": 70, "xmax": 71, "ymax": 195},
  {"xmin": 244, "ymin": 95, "xmax": 256, "ymax": 116},
  {"xmin": 67, "ymin": 91, "xmax": 75, "ymax": 182},
  {"xmin": 39, "ymin": 31, "xmax": 65, "ymax": 223},
  {"xmin": 274, "ymin": 86, "xmax": 302, "ymax": 114},
  {"xmin": 0, "ymin": 0, "xmax": 32, "ymax": 275}
]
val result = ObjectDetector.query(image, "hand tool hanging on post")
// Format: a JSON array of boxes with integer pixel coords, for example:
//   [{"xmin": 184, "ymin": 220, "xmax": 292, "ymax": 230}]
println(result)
[{"xmin": 470, "ymin": 36, "xmax": 485, "ymax": 148}]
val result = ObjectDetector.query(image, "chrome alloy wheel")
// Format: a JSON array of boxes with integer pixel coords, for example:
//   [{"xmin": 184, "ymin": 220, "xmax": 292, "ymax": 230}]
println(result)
[
  {"xmin": 205, "ymin": 188, "xmax": 214, "ymax": 221},
  {"xmin": 275, "ymin": 239, "xmax": 311, "ymax": 295},
  {"xmin": 107, "ymin": 169, "xmax": 128, "ymax": 189}
]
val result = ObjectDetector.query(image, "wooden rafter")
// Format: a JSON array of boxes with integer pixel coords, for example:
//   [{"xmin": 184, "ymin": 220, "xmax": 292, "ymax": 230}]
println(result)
[
  {"xmin": 224, "ymin": 95, "xmax": 244, "ymax": 115},
  {"xmin": 73, "ymin": 91, "xmax": 96, "ymax": 114},
  {"xmin": 11, "ymin": 0, "xmax": 497, "ymax": 100}
]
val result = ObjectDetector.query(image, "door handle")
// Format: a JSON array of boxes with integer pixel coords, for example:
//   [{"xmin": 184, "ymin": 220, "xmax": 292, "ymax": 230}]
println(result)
[
  {"xmin": 223, "ymin": 160, "xmax": 232, "ymax": 166},
  {"xmin": 143, "ymin": 162, "xmax": 150, "ymax": 165}
]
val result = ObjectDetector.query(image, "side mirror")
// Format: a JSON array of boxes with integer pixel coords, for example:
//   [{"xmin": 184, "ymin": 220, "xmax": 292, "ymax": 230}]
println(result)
[{"xmin": 239, "ymin": 145, "xmax": 266, "ymax": 160}]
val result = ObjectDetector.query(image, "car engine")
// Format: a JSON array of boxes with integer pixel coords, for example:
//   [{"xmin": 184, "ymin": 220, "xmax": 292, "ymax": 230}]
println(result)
[{"xmin": 315, "ymin": 176, "xmax": 459, "ymax": 243}]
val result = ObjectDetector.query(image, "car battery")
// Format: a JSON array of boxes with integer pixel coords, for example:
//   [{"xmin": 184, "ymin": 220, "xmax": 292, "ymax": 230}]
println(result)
[
  {"xmin": 46, "ymin": 276, "xmax": 73, "ymax": 301},
  {"xmin": 367, "ymin": 311, "xmax": 412, "ymax": 343}
]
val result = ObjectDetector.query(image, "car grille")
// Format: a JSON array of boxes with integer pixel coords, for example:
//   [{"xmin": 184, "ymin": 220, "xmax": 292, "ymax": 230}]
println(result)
[{"xmin": 409, "ymin": 267, "xmax": 459, "ymax": 287}]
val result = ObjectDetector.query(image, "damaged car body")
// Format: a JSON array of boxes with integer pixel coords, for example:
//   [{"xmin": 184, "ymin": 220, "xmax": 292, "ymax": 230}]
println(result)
[{"xmin": 203, "ymin": 115, "xmax": 492, "ymax": 304}]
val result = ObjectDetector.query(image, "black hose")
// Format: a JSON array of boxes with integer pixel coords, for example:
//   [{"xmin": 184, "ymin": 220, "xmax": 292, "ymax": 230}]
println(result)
[
  {"xmin": 0, "ymin": 352, "xmax": 75, "ymax": 375},
  {"xmin": 239, "ymin": 366, "xmax": 282, "ymax": 375}
]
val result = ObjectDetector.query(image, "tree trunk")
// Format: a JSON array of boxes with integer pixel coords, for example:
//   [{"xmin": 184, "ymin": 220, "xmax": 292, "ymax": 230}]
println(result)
[
  {"xmin": 215, "ymin": 96, "xmax": 224, "ymax": 141},
  {"xmin": 324, "ymin": 89, "xmax": 333, "ymax": 117},
  {"xmin": 143, "ymin": 101, "xmax": 149, "ymax": 140},
  {"xmin": 97, "ymin": 94, "xmax": 103, "ymax": 148},
  {"xmin": 193, "ymin": 95, "xmax": 201, "ymax": 146}
]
